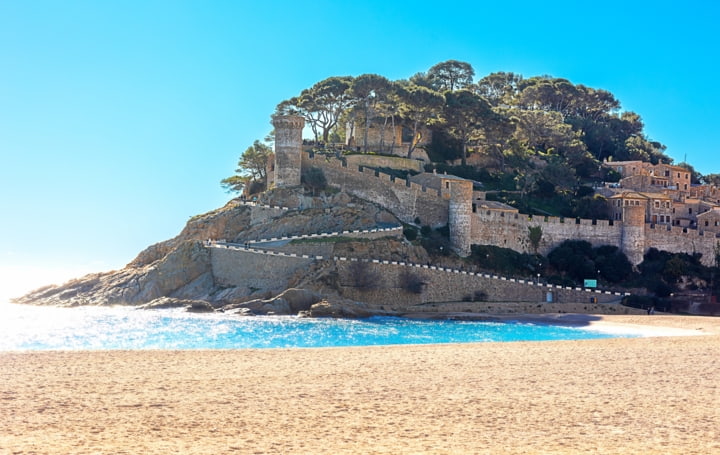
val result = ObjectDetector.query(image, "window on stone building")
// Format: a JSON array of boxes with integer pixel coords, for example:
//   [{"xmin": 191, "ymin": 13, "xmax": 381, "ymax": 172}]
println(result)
[
  {"xmin": 401, "ymin": 127, "xmax": 414, "ymax": 143},
  {"xmin": 655, "ymin": 201, "xmax": 660, "ymax": 208},
  {"xmin": 705, "ymin": 220, "xmax": 709, "ymax": 226},
  {"xmin": 689, "ymin": 208, "xmax": 693, "ymax": 214}
]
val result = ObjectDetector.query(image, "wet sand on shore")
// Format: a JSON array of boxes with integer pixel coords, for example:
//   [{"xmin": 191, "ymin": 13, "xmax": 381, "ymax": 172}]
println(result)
[{"xmin": 1, "ymin": 314, "xmax": 719, "ymax": 454}]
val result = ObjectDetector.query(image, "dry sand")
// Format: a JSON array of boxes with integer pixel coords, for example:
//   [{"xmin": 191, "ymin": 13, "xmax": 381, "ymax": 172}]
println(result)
[{"xmin": 1, "ymin": 314, "xmax": 719, "ymax": 454}]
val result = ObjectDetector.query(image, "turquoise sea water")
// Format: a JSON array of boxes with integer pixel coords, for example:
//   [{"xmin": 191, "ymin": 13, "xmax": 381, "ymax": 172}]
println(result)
[{"xmin": 0, "ymin": 302, "xmax": 641, "ymax": 351}]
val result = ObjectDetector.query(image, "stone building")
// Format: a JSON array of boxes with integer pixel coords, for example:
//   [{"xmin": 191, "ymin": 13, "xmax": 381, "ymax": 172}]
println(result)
[
  {"xmin": 346, "ymin": 122, "xmax": 431, "ymax": 160},
  {"xmin": 697, "ymin": 208, "xmax": 720, "ymax": 234},
  {"xmin": 608, "ymin": 192, "xmax": 673, "ymax": 225},
  {"xmin": 604, "ymin": 160, "xmax": 692, "ymax": 193},
  {"xmin": 671, "ymin": 198, "xmax": 719, "ymax": 228}
]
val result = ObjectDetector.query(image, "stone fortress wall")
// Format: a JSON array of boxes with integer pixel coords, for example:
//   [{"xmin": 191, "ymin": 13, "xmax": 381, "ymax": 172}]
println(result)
[
  {"xmin": 302, "ymin": 152, "xmax": 450, "ymax": 228},
  {"xmin": 304, "ymin": 150, "xmax": 720, "ymax": 266},
  {"xmin": 208, "ymin": 224, "xmax": 628, "ymax": 307},
  {"xmin": 272, "ymin": 115, "xmax": 720, "ymax": 266},
  {"xmin": 470, "ymin": 210, "xmax": 623, "ymax": 257}
]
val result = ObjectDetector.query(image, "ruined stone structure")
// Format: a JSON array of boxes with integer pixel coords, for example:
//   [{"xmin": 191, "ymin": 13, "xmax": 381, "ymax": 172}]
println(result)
[
  {"xmin": 345, "ymin": 122, "xmax": 432, "ymax": 160},
  {"xmin": 272, "ymin": 115, "xmax": 305, "ymax": 187},
  {"xmin": 272, "ymin": 115, "xmax": 720, "ymax": 266}
]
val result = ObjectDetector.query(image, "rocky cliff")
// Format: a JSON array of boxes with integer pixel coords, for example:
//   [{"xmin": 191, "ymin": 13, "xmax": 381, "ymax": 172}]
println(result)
[{"xmin": 13, "ymin": 188, "xmax": 415, "ymax": 316}]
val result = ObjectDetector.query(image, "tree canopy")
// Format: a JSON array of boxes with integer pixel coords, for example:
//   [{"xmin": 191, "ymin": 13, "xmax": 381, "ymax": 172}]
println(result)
[
  {"xmin": 221, "ymin": 140, "xmax": 273, "ymax": 194},
  {"xmin": 271, "ymin": 60, "xmax": 691, "ymax": 216}
]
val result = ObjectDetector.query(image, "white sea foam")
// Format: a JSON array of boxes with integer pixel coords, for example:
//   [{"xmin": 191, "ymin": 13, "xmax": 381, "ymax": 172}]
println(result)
[{"xmin": 1, "ymin": 301, "xmax": 653, "ymax": 351}]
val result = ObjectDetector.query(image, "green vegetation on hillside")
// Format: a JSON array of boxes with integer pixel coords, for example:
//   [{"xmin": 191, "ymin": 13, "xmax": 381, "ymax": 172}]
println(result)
[{"xmin": 264, "ymin": 60, "xmax": 688, "ymax": 217}]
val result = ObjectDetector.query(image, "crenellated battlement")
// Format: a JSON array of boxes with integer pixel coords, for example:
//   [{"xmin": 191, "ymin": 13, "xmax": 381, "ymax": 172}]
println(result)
[{"xmin": 297, "ymin": 145, "xmax": 719, "ymax": 265}]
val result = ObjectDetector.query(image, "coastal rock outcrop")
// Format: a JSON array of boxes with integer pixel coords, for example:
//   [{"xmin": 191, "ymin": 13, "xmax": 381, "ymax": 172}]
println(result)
[
  {"xmin": 303, "ymin": 299, "xmax": 397, "ymax": 318},
  {"xmin": 14, "ymin": 189, "xmax": 407, "ymax": 312},
  {"xmin": 221, "ymin": 288, "xmax": 322, "ymax": 315}
]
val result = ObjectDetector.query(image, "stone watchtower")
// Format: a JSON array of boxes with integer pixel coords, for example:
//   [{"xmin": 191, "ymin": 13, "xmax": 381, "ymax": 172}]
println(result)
[
  {"xmin": 447, "ymin": 178, "xmax": 474, "ymax": 256},
  {"xmin": 621, "ymin": 203, "xmax": 646, "ymax": 265},
  {"xmin": 271, "ymin": 114, "xmax": 305, "ymax": 187}
]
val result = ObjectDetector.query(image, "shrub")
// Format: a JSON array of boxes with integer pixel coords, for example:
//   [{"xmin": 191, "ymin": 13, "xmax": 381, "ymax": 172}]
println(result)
[
  {"xmin": 471, "ymin": 245, "xmax": 541, "ymax": 276},
  {"xmin": 399, "ymin": 270, "xmax": 425, "ymax": 294},
  {"xmin": 349, "ymin": 261, "xmax": 381, "ymax": 291},
  {"xmin": 403, "ymin": 227, "xmax": 418, "ymax": 241},
  {"xmin": 473, "ymin": 290, "xmax": 488, "ymax": 301},
  {"xmin": 302, "ymin": 166, "xmax": 327, "ymax": 195}
]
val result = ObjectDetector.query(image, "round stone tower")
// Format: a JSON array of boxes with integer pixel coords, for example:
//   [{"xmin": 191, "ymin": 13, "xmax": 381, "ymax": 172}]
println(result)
[
  {"xmin": 621, "ymin": 203, "xmax": 646, "ymax": 266},
  {"xmin": 271, "ymin": 114, "xmax": 305, "ymax": 187},
  {"xmin": 448, "ymin": 178, "xmax": 474, "ymax": 257}
]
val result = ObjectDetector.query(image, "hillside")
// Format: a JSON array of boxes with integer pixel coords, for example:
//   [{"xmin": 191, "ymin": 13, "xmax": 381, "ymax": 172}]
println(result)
[{"xmin": 13, "ymin": 188, "xmax": 419, "ymax": 314}]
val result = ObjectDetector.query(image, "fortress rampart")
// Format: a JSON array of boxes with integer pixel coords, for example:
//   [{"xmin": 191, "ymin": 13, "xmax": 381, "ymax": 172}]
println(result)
[
  {"xmin": 470, "ymin": 211, "xmax": 623, "ymax": 257},
  {"xmin": 303, "ymin": 150, "xmax": 720, "ymax": 265},
  {"xmin": 209, "ymin": 242, "xmax": 627, "ymax": 308},
  {"xmin": 645, "ymin": 223, "xmax": 718, "ymax": 263},
  {"xmin": 272, "ymin": 115, "xmax": 304, "ymax": 187},
  {"xmin": 270, "ymin": 115, "xmax": 720, "ymax": 266},
  {"xmin": 302, "ymin": 152, "xmax": 449, "ymax": 227}
]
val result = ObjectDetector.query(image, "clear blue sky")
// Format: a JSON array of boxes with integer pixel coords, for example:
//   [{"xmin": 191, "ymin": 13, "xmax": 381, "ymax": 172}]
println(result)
[{"xmin": 1, "ymin": 0, "xmax": 719, "ymax": 298}]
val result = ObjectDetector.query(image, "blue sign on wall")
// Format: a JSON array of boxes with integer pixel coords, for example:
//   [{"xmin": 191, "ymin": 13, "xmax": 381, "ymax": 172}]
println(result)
[{"xmin": 584, "ymin": 279, "xmax": 597, "ymax": 288}]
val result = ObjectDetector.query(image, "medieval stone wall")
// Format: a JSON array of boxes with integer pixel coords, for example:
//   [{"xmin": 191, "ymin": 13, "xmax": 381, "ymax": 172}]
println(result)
[
  {"xmin": 644, "ymin": 224, "xmax": 719, "ymax": 266},
  {"xmin": 335, "ymin": 260, "xmax": 624, "ymax": 306},
  {"xmin": 470, "ymin": 210, "xmax": 623, "ymax": 256},
  {"xmin": 297, "ymin": 137, "xmax": 718, "ymax": 266},
  {"xmin": 344, "ymin": 154, "xmax": 426, "ymax": 173},
  {"xmin": 346, "ymin": 123, "xmax": 431, "ymax": 161},
  {"xmin": 210, "ymin": 247, "xmax": 314, "ymax": 293},
  {"xmin": 303, "ymin": 152, "xmax": 449, "ymax": 227}
]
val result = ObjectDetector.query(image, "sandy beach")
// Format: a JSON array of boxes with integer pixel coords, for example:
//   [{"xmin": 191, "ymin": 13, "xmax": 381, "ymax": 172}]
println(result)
[{"xmin": 1, "ymin": 314, "xmax": 719, "ymax": 454}]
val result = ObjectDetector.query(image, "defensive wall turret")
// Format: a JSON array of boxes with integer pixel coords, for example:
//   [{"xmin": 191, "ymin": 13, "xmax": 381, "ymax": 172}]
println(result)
[
  {"xmin": 621, "ymin": 203, "xmax": 646, "ymax": 265},
  {"xmin": 447, "ymin": 178, "xmax": 473, "ymax": 256},
  {"xmin": 272, "ymin": 115, "xmax": 305, "ymax": 187}
]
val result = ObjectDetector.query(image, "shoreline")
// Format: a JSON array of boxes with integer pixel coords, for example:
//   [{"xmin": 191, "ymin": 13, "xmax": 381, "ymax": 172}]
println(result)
[{"xmin": 2, "ymin": 314, "xmax": 719, "ymax": 454}]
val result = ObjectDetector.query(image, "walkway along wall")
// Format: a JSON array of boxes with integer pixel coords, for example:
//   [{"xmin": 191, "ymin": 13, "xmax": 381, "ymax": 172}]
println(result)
[
  {"xmin": 209, "ymin": 242, "xmax": 625, "ymax": 308},
  {"xmin": 335, "ymin": 259, "xmax": 623, "ymax": 307}
]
